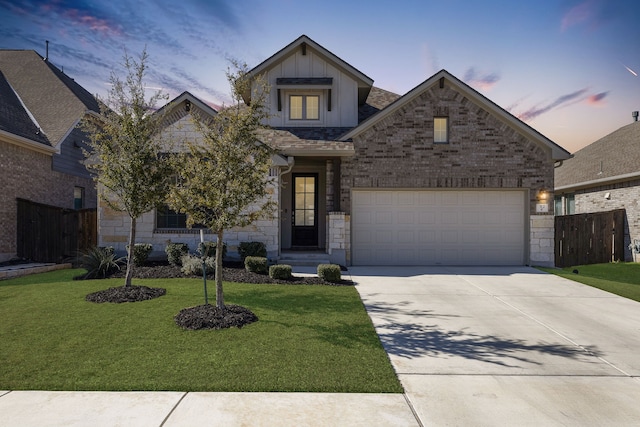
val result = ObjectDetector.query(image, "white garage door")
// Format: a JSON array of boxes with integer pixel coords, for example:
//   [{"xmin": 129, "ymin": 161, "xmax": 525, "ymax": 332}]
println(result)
[{"xmin": 352, "ymin": 190, "xmax": 526, "ymax": 266}]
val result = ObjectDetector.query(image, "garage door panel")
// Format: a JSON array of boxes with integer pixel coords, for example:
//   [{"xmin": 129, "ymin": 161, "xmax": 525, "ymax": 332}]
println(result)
[{"xmin": 352, "ymin": 190, "xmax": 526, "ymax": 266}]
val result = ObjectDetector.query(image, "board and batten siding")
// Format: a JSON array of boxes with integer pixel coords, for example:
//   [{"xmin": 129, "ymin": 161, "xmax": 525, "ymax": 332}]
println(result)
[{"xmin": 264, "ymin": 49, "xmax": 359, "ymax": 128}]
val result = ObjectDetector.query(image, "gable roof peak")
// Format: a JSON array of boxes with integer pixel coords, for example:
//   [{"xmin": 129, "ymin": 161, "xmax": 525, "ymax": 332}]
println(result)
[
  {"xmin": 340, "ymin": 68, "xmax": 570, "ymax": 161},
  {"xmin": 245, "ymin": 35, "xmax": 373, "ymax": 105}
]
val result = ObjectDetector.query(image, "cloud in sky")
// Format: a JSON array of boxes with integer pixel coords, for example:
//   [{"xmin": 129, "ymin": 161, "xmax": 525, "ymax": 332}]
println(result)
[
  {"xmin": 561, "ymin": 0, "xmax": 595, "ymax": 31},
  {"xmin": 586, "ymin": 91, "xmax": 608, "ymax": 106},
  {"xmin": 463, "ymin": 67, "xmax": 500, "ymax": 91},
  {"xmin": 516, "ymin": 88, "xmax": 610, "ymax": 121}
]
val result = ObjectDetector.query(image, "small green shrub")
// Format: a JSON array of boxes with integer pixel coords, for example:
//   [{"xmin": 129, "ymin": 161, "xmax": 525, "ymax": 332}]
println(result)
[
  {"xmin": 165, "ymin": 242, "xmax": 189, "ymax": 266},
  {"xmin": 269, "ymin": 264, "xmax": 292, "ymax": 280},
  {"xmin": 245, "ymin": 256, "xmax": 268, "ymax": 274},
  {"xmin": 126, "ymin": 243, "xmax": 153, "ymax": 266},
  {"xmin": 80, "ymin": 246, "xmax": 124, "ymax": 279},
  {"xmin": 198, "ymin": 241, "xmax": 227, "ymax": 259},
  {"xmin": 317, "ymin": 264, "xmax": 341, "ymax": 283},
  {"xmin": 238, "ymin": 241, "xmax": 267, "ymax": 260},
  {"xmin": 181, "ymin": 254, "xmax": 215, "ymax": 276}
]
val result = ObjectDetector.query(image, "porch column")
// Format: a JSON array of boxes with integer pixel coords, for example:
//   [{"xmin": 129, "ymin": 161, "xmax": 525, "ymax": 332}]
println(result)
[{"xmin": 327, "ymin": 211, "xmax": 349, "ymax": 266}]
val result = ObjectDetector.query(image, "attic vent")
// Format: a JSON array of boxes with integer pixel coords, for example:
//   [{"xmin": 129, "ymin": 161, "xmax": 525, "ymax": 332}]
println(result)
[{"xmin": 301, "ymin": 42, "xmax": 307, "ymax": 55}]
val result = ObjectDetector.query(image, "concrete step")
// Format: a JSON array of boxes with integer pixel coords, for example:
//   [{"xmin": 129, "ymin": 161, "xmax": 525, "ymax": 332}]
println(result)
[{"xmin": 277, "ymin": 252, "xmax": 330, "ymax": 267}]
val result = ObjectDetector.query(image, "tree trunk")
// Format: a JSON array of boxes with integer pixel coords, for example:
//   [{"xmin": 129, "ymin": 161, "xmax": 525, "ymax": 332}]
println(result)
[
  {"xmin": 215, "ymin": 229, "xmax": 225, "ymax": 309},
  {"xmin": 124, "ymin": 216, "xmax": 137, "ymax": 287}
]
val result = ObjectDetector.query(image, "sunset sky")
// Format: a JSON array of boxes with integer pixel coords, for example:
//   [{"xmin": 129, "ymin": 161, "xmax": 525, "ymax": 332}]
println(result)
[{"xmin": 1, "ymin": 0, "xmax": 638, "ymax": 153}]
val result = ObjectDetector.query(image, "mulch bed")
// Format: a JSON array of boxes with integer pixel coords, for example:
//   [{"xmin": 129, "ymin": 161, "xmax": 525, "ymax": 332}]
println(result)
[
  {"xmin": 86, "ymin": 285, "xmax": 166, "ymax": 303},
  {"xmin": 106, "ymin": 261, "xmax": 353, "ymax": 286},
  {"xmin": 83, "ymin": 261, "xmax": 351, "ymax": 329},
  {"xmin": 174, "ymin": 304, "xmax": 258, "ymax": 330}
]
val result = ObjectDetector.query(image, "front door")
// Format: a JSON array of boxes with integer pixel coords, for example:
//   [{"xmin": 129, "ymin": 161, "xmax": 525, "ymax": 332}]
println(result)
[{"xmin": 292, "ymin": 174, "xmax": 318, "ymax": 246}]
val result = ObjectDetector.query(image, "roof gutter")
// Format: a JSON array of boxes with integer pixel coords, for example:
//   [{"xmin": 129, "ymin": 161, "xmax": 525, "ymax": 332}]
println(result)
[
  {"xmin": 0, "ymin": 129, "xmax": 57, "ymax": 155},
  {"xmin": 556, "ymin": 171, "xmax": 640, "ymax": 192}
]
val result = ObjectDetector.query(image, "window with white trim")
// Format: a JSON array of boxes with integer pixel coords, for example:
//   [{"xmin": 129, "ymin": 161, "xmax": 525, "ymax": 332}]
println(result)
[
  {"xmin": 289, "ymin": 94, "xmax": 319, "ymax": 120},
  {"xmin": 434, "ymin": 117, "xmax": 448, "ymax": 143}
]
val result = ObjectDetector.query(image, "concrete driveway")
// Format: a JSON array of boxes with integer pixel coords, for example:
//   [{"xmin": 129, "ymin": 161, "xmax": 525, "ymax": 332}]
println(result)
[{"xmin": 351, "ymin": 266, "xmax": 640, "ymax": 426}]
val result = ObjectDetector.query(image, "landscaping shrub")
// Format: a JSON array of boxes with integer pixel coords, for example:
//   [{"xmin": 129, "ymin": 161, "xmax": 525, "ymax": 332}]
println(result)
[
  {"xmin": 80, "ymin": 246, "xmax": 124, "ymax": 279},
  {"xmin": 269, "ymin": 264, "xmax": 292, "ymax": 280},
  {"xmin": 126, "ymin": 243, "xmax": 153, "ymax": 266},
  {"xmin": 198, "ymin": 241, "xmax": 227, "ymax": 259},
  {"xmin": 165, "ymin": 242, "xmax": 189, "ymax": 266},
  {"xmin": 181, "ymin": 254, "xmax": 215, "ymax": 276},
  {"xmin": 317, "ymin": 264, "xmax": 341, "ymax": 283},
  {"xmin": 245, "ymin": 256, "xmax": 268, "ymax": 274},
  {"xmin": 238, "ymin": 241, "xmax": 267, "ymax": 260}
]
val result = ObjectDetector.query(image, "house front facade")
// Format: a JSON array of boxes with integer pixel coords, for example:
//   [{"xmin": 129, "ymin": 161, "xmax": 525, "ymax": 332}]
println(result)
[
  {"xmin": 99, "ymin": 35, "xmax": 570, "ymax": 267},
  {"xmin": 555, "ymin": 119, "xmax": 640, "ymax": 261}
]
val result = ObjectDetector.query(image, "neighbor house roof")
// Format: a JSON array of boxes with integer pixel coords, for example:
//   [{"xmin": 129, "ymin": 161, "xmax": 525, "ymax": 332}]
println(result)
[
  {"xmin": 340, "ymin": 69, "xmax": 572, "ymax": 161},
  {"xmin": 245, "ymin": 35, "xmax": 374, "ymax": 106},
  {"xmin": 0, "ymin": 71, "xmax": 50, "ymax": 144},
  {"xmin": 555, "ymin": 120, "xmax": 640, "ymax": 191},
  {"xmin": 0, "ymin": 49, "xmax": 99, "ymax": 147}
]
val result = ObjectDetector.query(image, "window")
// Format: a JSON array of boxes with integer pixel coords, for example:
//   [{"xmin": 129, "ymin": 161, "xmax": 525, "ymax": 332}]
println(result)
[
  {"xmin": 289, "ymin": 95, "xmax": 319, "ymax": 120},
  {"xmin": 434, "ymin": 117, "xmax": 448, "ymax": 143},
  {"xmin": 566, "ymin": 194, "xmax": 575, "ymax": 215},
  {"xmin": 156, "ymin": 205, "xmax": 187, "ymax": 229},
  {"xmin": 74, "ymin": 187, "xmax": 84, "ymax": 210},
  {"xmin": 554, "ymin": 194, "xmax": 575, "ymax": 215}
]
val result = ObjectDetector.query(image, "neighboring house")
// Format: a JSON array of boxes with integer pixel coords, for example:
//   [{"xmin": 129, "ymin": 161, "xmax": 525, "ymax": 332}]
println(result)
[
  {"xmin": 99, "ymin": 35, "xmax": 570, "ymax": 266},
  {"xmin": 555, "ymin": 118, "xmax": 640, "ymax": 261},
  {"xmin": 0, "ymin": 50, "xmax": 99, "ymax": 262}
]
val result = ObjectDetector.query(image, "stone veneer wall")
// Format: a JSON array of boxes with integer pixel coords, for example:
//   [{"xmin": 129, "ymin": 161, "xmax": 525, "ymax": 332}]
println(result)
[
  {"xmin": 574, "ymin": 179, "xmax": 640, "ymax": 261},
  {"xmin": 99, "ymin": 178, "xmax": 280, "ymax": 261},
  {"xmin": 0, "ymin": 140, "xmax": 96, "ymax": 262},
  {"xmin": 326, "ymin": 212, "xmax": 349, "ymax": 265},
  {"xmin": 339, "ymin": 82, "xmax": 556, "ymax": 266},
  {"xmin": 530, "ymin": 215, "xmax": 554, "ymax": 267}
]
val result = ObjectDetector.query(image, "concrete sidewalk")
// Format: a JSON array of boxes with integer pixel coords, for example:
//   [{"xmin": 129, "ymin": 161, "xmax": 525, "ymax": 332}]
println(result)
[
  {"xmin": 351, "ymin": 266, "xmax": 640, "ymax": 426},
  {"xmin": 0, "ymin": 391, "xmax": 417, "ymax": 426}
]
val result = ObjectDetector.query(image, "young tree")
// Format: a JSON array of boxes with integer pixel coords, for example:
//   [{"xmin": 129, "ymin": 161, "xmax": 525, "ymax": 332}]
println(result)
[
  {"xmin": 167, "ymin": 64, "xmax": 275, "ymax": 309},
  {"xmin": 82, "ymin": 49, "xmax": 173, "ymax": 287}
]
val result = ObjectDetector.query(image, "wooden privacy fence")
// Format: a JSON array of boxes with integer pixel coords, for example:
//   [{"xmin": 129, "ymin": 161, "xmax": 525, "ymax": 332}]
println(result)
[
  {"xmin": 17, "ymin": 198, "xmax": 97, "ymax": 263},
  {"xmin": 555, "ymin": 209, "xmax": 625, "ymax": 268}
]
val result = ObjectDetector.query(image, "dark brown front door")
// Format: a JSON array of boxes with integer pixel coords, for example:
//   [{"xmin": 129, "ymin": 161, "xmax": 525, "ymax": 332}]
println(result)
[{"xmin": 292, "ymin": 174, "xmax": 318, "ymax": 246}]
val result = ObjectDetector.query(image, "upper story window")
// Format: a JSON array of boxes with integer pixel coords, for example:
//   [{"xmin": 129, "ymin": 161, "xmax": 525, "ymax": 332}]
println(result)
[
  {"xmin": 289, "ymin": 95, "xmax": 319, "ymax": 120},
  {"xmin": 434, "ymin": 117, "xmax": 449, "ymax": 143}
]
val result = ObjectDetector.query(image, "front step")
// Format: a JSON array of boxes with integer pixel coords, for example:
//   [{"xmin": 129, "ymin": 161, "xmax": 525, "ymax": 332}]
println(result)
[{"xmin": 277, "ymin": 252, "xmax": 330, "ymax": 267}]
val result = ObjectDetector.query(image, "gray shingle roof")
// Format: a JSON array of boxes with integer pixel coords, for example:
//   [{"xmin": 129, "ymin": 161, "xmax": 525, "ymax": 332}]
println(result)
[
  {"xmin": 0, "ymin": 70, "xmax": 50, "ymax": 145},
  {"xmin": 0, "ymin": 50, "xmax": 99, "ymax": 147},
  {"xmin": 555, "ymin": 121, "xmax": 640, "ymax": 189}
]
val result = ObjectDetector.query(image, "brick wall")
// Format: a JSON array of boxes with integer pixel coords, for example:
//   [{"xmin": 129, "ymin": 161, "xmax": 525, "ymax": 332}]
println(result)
[
  {"xmin": 0, "ymin": 140, "xmax": 96, "ymax": 261},
  {"xmin": 341, "ymin": 84, "xmax": 553, "ymax": 211},
  {"xmin": 575, "ymin": 179, "xmax": 640, "ymax": 261}
]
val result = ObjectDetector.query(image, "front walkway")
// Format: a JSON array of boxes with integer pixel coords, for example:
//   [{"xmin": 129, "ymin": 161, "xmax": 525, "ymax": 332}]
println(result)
[{"xmin": 351, "ymin": 266, "xmax": 640, "ymax": 426}]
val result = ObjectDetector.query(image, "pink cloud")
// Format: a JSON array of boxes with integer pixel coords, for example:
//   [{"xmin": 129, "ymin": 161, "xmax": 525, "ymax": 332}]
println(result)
[
  {"xmin": 561, "ymin": 1, "xmax": 595, "ymax": 31},
  {"xmin": 65, "ymin": 9, "xmax": 122, "ymax": 37},
  {"xmin": 586, "ymin": 92, "xmax": 608, "ymax": 106},
  {"xmin": 463, "ymin": 67, "xmax": 500, "ymax": 91}
]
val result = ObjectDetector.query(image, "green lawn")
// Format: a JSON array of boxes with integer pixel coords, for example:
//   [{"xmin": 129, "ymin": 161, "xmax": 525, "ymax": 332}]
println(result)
[
  {"xmin": 0, "ymin": 269, "xmax": 402, "ymax": 393},
  {"xmin": 539, "ymin": 263, "xmax": 640, "ymax": 302}
]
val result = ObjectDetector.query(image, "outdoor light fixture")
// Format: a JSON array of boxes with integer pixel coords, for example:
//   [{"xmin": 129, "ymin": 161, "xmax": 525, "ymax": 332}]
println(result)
[
  {"xmin": 537, "ymin": 189, "xmax": 549, "ymax": 201},
  {"xmin": 605, "ymin": 192, "xmax": 611, "ymax": 200}
]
